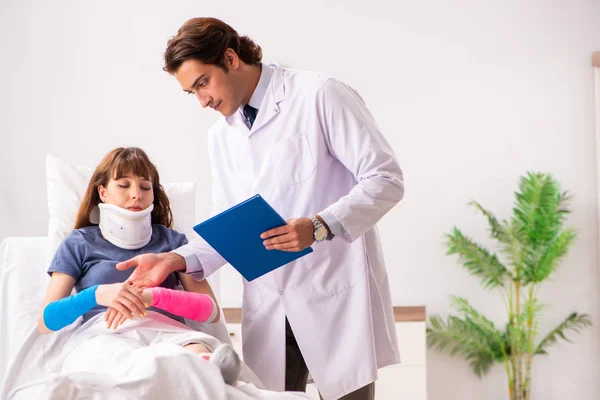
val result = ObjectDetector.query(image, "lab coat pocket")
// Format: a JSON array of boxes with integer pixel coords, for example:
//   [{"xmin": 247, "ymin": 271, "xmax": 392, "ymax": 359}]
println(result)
[
  {"xmin": 309, "ymin": 237, "xmax": 368, "ymax": 297},
  {"xmin": 242, "ymin": 279, "xmax": 267, "ymax": 313},
  {"xmin": 271, "ymin": 132, "xmax": 316, "ymax": 185}
]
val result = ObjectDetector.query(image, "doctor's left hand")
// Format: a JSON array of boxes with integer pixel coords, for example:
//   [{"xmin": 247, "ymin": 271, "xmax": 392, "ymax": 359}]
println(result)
[{"xmin": 261, "ymin": 218, "xmax": 314, "ymax": 252}]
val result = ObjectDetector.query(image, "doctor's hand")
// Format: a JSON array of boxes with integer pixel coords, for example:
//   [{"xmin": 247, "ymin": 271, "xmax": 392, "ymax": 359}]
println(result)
[
  {"xmin": 116, "ymin": 252, "xmax": 186, "ymax": 289},
  {"xmin": 261, "ymin": 218, "xmax": 314, "ymax": 252}
]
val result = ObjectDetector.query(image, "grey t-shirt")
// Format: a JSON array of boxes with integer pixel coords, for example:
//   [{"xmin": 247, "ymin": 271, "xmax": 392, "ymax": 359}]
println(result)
[{"xmin": 47, "ymin": 225, "xmax": 188, "ymax": 323}]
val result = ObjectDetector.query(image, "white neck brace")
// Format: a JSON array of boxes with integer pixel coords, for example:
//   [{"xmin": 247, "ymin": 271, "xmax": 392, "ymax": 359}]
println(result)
[{"xmin": 98, "ymin": 203, "xmax": 154, "ymax": 250}]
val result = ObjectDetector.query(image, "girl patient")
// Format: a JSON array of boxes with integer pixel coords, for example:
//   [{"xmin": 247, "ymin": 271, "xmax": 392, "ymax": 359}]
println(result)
[{"xmin": 37, "ymin": 147, "xmax": 241, "ymax": 385}]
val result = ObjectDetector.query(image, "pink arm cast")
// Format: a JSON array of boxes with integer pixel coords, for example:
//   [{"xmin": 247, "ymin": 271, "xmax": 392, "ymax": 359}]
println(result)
[{"xmin": 148, "ymin": 287, "xmax": 217, "ymax": 322}]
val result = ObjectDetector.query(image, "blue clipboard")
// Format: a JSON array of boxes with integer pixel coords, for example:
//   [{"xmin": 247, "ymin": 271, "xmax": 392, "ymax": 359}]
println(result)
[{"xmin": 193, "ymin": 194, "xmax": 313, "ymax": 282}]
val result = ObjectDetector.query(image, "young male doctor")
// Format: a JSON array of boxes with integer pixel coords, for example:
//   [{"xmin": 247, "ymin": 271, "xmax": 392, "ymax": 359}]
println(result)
[{"xmin": 117, "ymin": 17, "xmax": 404, "ymax": 400}]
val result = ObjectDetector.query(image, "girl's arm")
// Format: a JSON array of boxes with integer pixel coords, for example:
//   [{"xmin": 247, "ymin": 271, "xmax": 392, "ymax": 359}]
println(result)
[
  {"xmin": 178, "ymin": 272, "xmax": 221, "ymax": 322},
  {"xmin": 37, "ymin": 272, "xmax": 76, "ymax": 334},
  {"xmin": 39, "ymin": 274, "xmax": 147, "ymax": 334},
  {"xmin": 105, "ymin": 274, "xmax": 223, "ymax": 329}
]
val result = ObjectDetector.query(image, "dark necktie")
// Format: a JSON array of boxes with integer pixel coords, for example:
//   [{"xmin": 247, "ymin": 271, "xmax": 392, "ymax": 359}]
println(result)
[{"xmin": 243, "ymin": 104, "xmax": 258, "ymax": 128}]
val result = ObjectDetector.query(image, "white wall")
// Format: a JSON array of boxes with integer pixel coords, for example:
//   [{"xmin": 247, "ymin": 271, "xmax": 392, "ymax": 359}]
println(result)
[{"xmin": 1, "ymin": 1, "xmax": 599, "ymax": 399}]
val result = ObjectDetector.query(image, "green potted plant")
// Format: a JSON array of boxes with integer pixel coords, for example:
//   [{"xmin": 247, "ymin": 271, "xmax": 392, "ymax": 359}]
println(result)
[{"xmin": 427, "ymin": 172, "xmax": 592, "ymax": 400}]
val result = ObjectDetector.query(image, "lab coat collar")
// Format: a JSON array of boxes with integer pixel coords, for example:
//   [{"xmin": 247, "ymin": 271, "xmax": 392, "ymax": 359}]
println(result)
[
  {"xmin": 248, "ymin": 63, "xmax": 274, "ymax": 109},
  {"xmin": 225, "ymin": 63, "xmax": 284, "ymax": 133}
]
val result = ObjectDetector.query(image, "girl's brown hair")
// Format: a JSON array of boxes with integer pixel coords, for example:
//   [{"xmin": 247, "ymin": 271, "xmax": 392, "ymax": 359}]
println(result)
[
  {"xmin": 163, "ymin": 17, "xmax": 262, "ymax": 74},
  {"xmin": 74, "ymin": 148, "xmax": 173, "ymax": 229}
]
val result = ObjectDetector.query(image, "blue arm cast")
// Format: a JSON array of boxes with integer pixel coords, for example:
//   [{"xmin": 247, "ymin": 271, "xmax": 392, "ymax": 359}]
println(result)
[{"xmin": 43, "ymin": 284, "xmax": 99, "ymax": 331}]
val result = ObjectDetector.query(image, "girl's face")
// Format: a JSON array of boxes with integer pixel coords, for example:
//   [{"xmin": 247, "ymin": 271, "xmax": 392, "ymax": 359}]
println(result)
[{"xmin": 97, "ymin": 171, "xmax": 154, "ymax": 211}]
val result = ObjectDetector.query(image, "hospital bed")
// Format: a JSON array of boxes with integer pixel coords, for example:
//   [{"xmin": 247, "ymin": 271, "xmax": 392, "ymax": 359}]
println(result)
[{"xmin": 0, "ymin": 235, "xmax": 313, "ymax": 400}]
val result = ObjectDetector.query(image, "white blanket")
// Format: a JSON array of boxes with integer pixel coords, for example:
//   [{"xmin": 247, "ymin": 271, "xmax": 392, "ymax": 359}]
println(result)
[{"xmin": 1, "ymin": 312, "xmax": 309, "ymax": 400}]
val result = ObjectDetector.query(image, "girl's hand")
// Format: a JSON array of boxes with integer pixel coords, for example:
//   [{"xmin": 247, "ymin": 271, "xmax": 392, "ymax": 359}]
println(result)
[
  {"xmin": 104, "ymin": 288, "xmax": 153, "ymax": 329},
  {"xmin": 104, "ymin": 307, "xmax": 128, "ymax": 330},
  {"xmin": 96, "ymin": 283, "xmax": 147, "ymax": 328}
]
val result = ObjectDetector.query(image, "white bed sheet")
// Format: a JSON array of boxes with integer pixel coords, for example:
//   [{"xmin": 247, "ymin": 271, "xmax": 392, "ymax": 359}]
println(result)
[
  {"xmin": 0, "ymin": 237, "xmax": 54, "ymax": 385},
  {"xmin": 2, "ymin": 311, "xmax": 308, "ymax": 400}
]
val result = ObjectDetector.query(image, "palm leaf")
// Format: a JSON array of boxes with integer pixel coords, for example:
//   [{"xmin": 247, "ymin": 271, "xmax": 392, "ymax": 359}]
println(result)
[
  {"xmin": 522, "ymin": 296, "xmax": 544, "ymax": 354},
  {"xmin": 523, "ymin": 229, "xmax": 577, "ymax": 284},
  {"xmin": 427, "ymin": 314, "xmax": 503, "ymax": 376},
  {"xmin": 451, "ymin": 296, "xmax": 515, "ymax": 356},
  {"xmin": 512, "ymin": 173, "xmax": 570, "ymax": 249},
  {"xmin": 535, "ymin": 313, "xmax": 592, "ymax": 355},
  {"xmin": 470, "ymin": 201, "xmax": 510, "ymax": 244},
  {"xmin": 446, "ymin": 228, "xmax": 510, "ymax": 288},
  {"xmin": 501, "ymin": 221, "xmax": 527, "ymax": 277}
]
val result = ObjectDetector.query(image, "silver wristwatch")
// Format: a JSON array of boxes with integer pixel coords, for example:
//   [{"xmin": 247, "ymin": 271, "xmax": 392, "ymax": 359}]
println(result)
[{"xmin": 310, "ymin": 216, "xmax": 329, "ymax": 243}]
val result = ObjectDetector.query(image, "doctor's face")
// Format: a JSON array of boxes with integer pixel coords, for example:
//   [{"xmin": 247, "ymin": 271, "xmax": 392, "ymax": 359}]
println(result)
[{"xmin": 174, "ymin": 56, "xmax": 245, "ymax": 117}]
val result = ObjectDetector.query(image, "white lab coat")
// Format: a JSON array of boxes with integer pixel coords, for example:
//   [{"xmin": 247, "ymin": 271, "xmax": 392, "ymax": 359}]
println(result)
[{"xmin": 179, "ymin": 65, "xmax": 404, "ymax": 400}]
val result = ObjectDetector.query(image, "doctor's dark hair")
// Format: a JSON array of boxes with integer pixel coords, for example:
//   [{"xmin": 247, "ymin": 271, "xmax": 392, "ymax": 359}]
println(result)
[
  {"xmin": 74, "ymin": 148, "xmax": 173, "ymax": 229},
  {"xmin": 163, "ymin": 17, "xmax": 262, "ymax": 74}
]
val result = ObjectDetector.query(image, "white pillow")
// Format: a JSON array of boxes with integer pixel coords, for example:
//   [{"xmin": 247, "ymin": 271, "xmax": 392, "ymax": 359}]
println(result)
[{"xmin": 46, "ymin": 154, "xmax": 197, "ymax": 251}]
